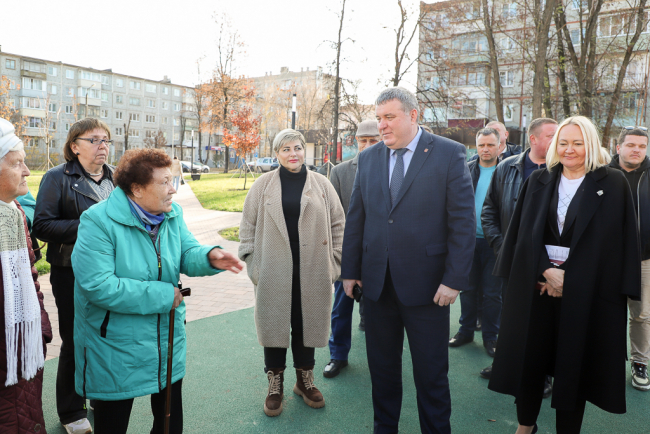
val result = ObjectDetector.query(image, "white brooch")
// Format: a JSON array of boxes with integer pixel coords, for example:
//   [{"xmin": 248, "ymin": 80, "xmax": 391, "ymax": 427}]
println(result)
[{"xmin": 597, "ymin": 190, "xmax": 603, "ymax": 196}]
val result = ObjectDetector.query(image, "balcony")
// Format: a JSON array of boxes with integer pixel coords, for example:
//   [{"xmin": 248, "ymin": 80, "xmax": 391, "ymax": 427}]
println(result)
[
  {"xmin": 599, "ymin": 73, "xmax": 646, "ymax": 91},
  {"xmin": 20, "ymin": 70, "xmax": 46, "ymax": 80}
]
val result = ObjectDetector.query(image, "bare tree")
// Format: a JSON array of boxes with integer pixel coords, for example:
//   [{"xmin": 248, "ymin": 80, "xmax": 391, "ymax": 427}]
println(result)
[
  {"xmin": 143, "ymin": 128, "xmax": 168, "ymax": 149},
  {"xmin": 531, "ymin": 0, "xmax": 559, "ymax": 118},
  {"xmin": 331, "ymin": 0, "xmax": 347, "ymax": 165},
  {"xmin": 390, "ymin": 0, "xmax": 426, "ymax": 86},
  {"xmin": 481, "ymin": 0, "xmax": 505, "ymax": 123}
]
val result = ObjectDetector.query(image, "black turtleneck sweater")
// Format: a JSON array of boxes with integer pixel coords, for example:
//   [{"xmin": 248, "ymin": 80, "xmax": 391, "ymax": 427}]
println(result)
[{"xmin": 280, "ymin": 165, "xmax": 307, "ymax": 268}]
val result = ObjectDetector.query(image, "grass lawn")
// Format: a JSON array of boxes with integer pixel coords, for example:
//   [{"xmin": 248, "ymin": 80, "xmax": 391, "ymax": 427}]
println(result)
[
  {"xmin": 189, "ymin": 172, "xmax": 257, "ymax": 212},
  {"xmin": 218, "ymin": 226, "xmax": 240, "ymax": 242}
]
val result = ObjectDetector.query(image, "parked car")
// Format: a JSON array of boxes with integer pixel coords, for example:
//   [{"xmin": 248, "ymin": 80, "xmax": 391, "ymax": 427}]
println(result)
[
  {"xmin": 252, "ymin": 157, "xmax": 278, "ymax": 173},
  {"xmin": 181, "ymin": 161, "xmax": 210, "ymax": 173}
]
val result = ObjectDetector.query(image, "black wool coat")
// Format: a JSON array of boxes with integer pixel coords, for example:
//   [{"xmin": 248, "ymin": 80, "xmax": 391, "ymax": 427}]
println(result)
[{"xmin": 488, "ymin": 165, "xmax": 641, "ymax": 414}]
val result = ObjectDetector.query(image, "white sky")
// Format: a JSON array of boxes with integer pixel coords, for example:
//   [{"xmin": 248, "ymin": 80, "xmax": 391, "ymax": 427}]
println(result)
[{"xmin": 0, "ymin": 0, "xmax": 424, "ymax": 104}]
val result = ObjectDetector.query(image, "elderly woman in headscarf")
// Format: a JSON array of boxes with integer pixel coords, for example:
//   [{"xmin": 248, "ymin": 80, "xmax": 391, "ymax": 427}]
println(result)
[{"xmin": 0, "ymin": 118, "xmax": 53, "ymax": 433}]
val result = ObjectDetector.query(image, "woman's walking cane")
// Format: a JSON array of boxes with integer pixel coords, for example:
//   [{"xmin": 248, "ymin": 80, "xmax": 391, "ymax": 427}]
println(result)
[{"xmin": 164, "ymin": 284, "xmax": 191, "ymax": 434}]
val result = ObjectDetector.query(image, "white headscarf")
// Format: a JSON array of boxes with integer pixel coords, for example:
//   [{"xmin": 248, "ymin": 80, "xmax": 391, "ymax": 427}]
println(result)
[{"xmin": 0, "ymin": 118, "xmax": 22, "ymax": 161}]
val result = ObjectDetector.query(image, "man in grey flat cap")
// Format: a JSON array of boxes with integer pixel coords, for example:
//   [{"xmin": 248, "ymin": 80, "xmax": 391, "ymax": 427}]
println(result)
[{"xmin": 323, "ymin": 120, "xmax": 380, "ymax": 379}]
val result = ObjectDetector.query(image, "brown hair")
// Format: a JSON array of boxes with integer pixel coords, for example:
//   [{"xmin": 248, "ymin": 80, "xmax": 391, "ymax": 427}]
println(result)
[
  {"xmin": 618, "ymin": 127, "xmax": 648, "ymax": 145},
  {"xmin": 114, "ymin": 148, "xmax": 172, "ymax": 196},
  {"xmin": 63, "ymin": 118, "xmax": 111, "ymax": 162}
]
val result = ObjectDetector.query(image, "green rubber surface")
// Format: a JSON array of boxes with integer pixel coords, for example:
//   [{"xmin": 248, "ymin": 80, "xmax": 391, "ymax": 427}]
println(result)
[{"xmin": 43, "ymin": 302, "xmax": 650, "ymax": 433}]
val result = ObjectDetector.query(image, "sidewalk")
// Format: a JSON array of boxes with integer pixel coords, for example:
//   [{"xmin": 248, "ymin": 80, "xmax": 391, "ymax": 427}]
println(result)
[{"xmin": 41, "ymin": 179, "xmax": 254, "ymax": 361}]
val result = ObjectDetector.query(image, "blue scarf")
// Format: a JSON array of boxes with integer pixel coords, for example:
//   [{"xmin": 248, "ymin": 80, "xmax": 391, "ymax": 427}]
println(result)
[{"xmin": 127, "ymin": 197, "xmax": 165, "ymax": 232}]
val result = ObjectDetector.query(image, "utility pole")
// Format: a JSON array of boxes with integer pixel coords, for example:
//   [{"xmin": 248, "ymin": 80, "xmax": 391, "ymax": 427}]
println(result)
[{"xmin": 291, "ymin": 93, "xmax": 297, "ymax": 129}]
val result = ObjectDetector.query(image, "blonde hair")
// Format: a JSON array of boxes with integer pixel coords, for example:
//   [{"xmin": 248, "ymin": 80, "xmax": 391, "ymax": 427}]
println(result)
[{"xmin": 546, "ymin": 116, "xmax": 609, "ymax": 173}]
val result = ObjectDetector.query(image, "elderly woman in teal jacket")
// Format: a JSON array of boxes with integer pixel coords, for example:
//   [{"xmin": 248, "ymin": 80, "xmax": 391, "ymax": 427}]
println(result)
[{"xmin": 71, "ymin": 148, "xmax": 243, "ymax": 434}]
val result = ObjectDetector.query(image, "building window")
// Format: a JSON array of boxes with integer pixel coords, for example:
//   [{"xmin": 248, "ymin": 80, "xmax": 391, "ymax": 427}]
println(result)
[
  {"xmin": 115, "ymin": 111, "xmax": 123, "ymax": 120},
  {"xmin": 174, "ymin": 132, "xmax": 180, "ymax": 140},
  {"xmin": 101, "ymin": 92, "xmax": 109, "ymax": 102},
  {"xmin": 49, "ymin": 84, "xmax": 58, "ymax": 94},
  {"xmin": 23, "ymin": 61, "xmax": 43, "ymax": 73},
  {"xmin": 50, "ymin": 121, "xmax": 57, "ymax": 131},
  {"xmin": 65, "ymin": 123, "xmax": 71, "ymax": 131},
  {"xmin": 80, "ymin": 71, "xmax": 101, "ymax": 81},
  {"xmin": 50, "ymin": 139, "xmax": 56, "ymax": 148},
  {"xmin": 162, "ymin": 86, "xmax": 169, "ymax": 95},
  {"xmin": 116, "ymin": 78, "xmax": 124, "ymax": 87},
  {"xmin": 28, "ymin": 117, "xmax": 41, "ymax": 128},
  {"xmin": 145, "ymin": 115, "xmax": 156, "ymax": 123},
  {"xmin": 22, "ymin": 78, "xmax": 46, "ymax": 91},
  {"xmin": 8, "ymin": 80, "xmax": 16, "ymax": 90},
  {"xmin": 162, "ymin": 101, "xmax": 169, "ymax": 110},
  {"xmin": 129, "ymin": 129, "xmax": 140, "ymax": 138},
  {"xmin": 147, "ymin": 99, "xmax": 156, "ymax": 108},
  {"xmin": 451, "ymin": 69, "xmax": 486, "ymax": 87},
  {"xmin": 115, "ymin": 95, "xmax": 123, "ymax": 104},
  {"xmin": 5, "ymin": 59, "xmax": 16, "ymax": 69},
  {"xmin": 129, "ymin": 113, "xmax": 140, "ymax": 122},
  {"xmin": 67, "ymin": 87, "xmax": 75, "ymax": 97},
  {"xmin": 145, "ymin": 84, "xmax": 157, "ymax": 93},
  {"xmin": 21, "ymin": 97, "xmax": 42, "ymax": 109},
  {"xmin": 499, "ymin": 70, "xmax": 515, "ymax": 87},
  {"xmin": 173, "ymin": 88, "xmax": 180, "ymax": 97},
  {"xmin": 162, "ymin": 117, "xmax": 168, "ymax": 125},
  {"xmin": 101, "ymin": 75, "xmax": 109, "ymax": 85},
  {"xmin": 502, "ymin": 3, "xmax": 517, "ymax": 18},
  {"xmin": 452, "ymin": 34, "xmax": 488, "ymax": 54},
  {"xmin": 115, "ymin": 127, "xmax": 123, "ymax": 136},
  {"xmin": 129, "ymin": 97, "xmax": 141, "ymax": 106},
  {"xmin": 130, "ymin": 81, "xmax": 141, "ymax": 90},
  {"xmin": 78, "ymin": 87, "xmax": 100, "ymax": 99},
  {"xmin": 65, "ymin": 105, "xmax": 73, "ymax": 114},
  {"xmin": 48, "ymin": 66, "xmax": 58, "ymax": 76},
  {"xmin": 146, "ymin": 130, "xmax": 156, "ymax": 138},
  {"xmin": 173, "ymin": 118, "xmax": 180, "ymax": 126},
  {"xmin": 26, "ymin": 138, "xmax": 38, "ymax": 147},
  {"xmin": 49, "ymin": 103, "xmax": 57, "ymax": 113},
  {"xmin": 66, "ymin": 69, "xmax": 75, "ymax": 79},
  {"xmin": 504, "ymin": 105, "xmax": 514, "ymax": 122},
  {"xmin": 173, "ymin": 103, "xmax": 180, "ymax": 111},
  {"xmin": 100, "ymin": 109, "xmax": 109, "ymax": 118}
]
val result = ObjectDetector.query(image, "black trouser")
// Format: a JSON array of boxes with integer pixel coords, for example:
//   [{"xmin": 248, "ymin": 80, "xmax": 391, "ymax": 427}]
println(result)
[
  {"xmin": 50, "ymin": 265, "xmax": 87, "ymax": 424},
  {"xmin": 516, "ymin": 292, "xmax": 586, "ymax": 433},
  {"xmin": 94, "ymin": 379, "xmax": 183, "ymax": 434},
  {"xmin": 264, "ymin": 252, "xmax": 315, "ymax": 370}
]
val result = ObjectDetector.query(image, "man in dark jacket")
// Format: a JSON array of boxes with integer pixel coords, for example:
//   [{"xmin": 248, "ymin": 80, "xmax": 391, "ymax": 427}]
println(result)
[
  {"xmin": 609, "ymin": 126, "xmax": 650, "ymax": 391},
  {"xmin": 323, "ymin": 120, "xmax": 380, "ymax": 378},
  {"xmin": 469, "ymin": 121, "xmax": 521, "ymax": 162},
  {"xmin": 449, "ymin": 128, "xmax": 501, "ymax": 358},
  {"xmin": 479, "ymin": 117, "xmax": 557, "ymax": 391}
]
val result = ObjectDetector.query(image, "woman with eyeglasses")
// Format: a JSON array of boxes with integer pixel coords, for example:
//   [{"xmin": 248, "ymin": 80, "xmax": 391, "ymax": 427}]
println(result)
[{"xmin": 32, "ymin": 118, "xmax": 116, "ymax": 434}]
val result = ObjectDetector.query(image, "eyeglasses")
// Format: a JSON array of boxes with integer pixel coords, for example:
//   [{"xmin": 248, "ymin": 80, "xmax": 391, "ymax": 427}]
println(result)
[
  {"xmin": 624, "ymin": 126, "xmax": 648, "ymax": 132},
  {"xmin": 77, "ymin": 137, "xmax": 114, "ymax": 146}
]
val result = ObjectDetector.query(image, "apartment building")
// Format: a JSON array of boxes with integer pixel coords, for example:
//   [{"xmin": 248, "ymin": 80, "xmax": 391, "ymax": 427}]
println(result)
[
  {"xmin": 418, "ymin": 0, "xmax": 650, "ymax": 148},
  {"xmin": 0, "ymin": 46, "xmax": 194, "ymax": 162}
]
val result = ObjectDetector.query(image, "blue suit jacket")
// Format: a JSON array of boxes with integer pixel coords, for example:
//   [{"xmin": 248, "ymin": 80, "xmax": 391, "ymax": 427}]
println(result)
[{"xmin": 341, "ymin": 129, "xmax": 476, "ymax": 306}]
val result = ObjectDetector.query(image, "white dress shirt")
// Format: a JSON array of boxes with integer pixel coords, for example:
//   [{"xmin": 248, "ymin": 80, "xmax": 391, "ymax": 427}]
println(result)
[{"xmin": 388, "ymin": 126, "xmax": 423, "ymax": 184}]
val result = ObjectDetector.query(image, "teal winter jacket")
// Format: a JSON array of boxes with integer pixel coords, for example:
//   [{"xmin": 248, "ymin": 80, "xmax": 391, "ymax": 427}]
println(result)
[{"xmin": 72, "ymin": 187, "xmax": 222, "ymax": 400}]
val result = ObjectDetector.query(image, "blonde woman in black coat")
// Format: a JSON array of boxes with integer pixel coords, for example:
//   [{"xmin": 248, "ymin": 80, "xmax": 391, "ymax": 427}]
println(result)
[{"xmin": 488, "ymin": 116, "xmax": 641, "ymax": 434}]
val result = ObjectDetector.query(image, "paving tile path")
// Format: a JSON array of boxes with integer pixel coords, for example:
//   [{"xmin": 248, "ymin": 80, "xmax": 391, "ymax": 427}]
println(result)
[{"xmin": 41, "ymin": 179, "xmax": 252, "ymax": 361}]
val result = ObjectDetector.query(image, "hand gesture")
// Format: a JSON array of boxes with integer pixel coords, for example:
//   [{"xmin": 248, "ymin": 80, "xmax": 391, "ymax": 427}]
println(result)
[
  {"xmin": 541, "ymin": 268, "xmax": 564, "ymax": 298},
  {"xmin": 208, "ymin": 248, "xmax": 244, "ymax": 273}
]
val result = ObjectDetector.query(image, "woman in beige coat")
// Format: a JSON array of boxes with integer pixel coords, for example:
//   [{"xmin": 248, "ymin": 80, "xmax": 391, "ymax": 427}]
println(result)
[
  {"xmin": 171, "ymin": 156, "xmax": 183, "ymax": 190},
  {"xmin": 239, "ymin": 129, "xmax": 344, "ymax": 417}
]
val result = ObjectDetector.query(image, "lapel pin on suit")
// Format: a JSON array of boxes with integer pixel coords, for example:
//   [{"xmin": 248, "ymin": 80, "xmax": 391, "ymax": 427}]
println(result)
[
  {"xmin": 424, "ymin": 148, "xmax": 429, "ymax": 153},
  {"xmin": 597, "ymin": 190, "xmax": 603, "ymax": 196}
]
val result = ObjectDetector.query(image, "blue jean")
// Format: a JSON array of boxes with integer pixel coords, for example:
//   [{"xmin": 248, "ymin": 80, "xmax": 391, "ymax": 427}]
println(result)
[
  {"xmin": 328, "ymin": 280, "xmax": 364, "ymax": 360},
  {"xmin": 173, "ymin": 176, "xmax": 181, "ymax": 191},
  {"xmin": 458, "ymin": 237, "xmax": 502, "ymax": 341}
]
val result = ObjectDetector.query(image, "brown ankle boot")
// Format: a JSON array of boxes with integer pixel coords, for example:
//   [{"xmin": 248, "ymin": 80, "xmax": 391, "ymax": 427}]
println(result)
[
  {"xmin": 293, "ymin": 366, "xmax": 325, "ymax": 408},
  {"xmin": 264, "ymin": 368, "xmax": 284, "ymax": 416}
]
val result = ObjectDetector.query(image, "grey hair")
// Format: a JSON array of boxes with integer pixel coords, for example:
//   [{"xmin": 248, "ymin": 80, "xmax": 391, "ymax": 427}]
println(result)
[
  {"xmin": 476, "ymin": 127, "xmax": 500, "ymax": 144},
  {"xmin": 273, "ymin": 128, "xmax": 306, "ymax": 154},
  {"xmin": 375, "ymin": 87, "xmax": 419, "ymax": 114}
]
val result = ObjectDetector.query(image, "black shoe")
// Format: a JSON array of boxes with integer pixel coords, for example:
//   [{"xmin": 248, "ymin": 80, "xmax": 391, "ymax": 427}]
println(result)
[
  {"xmin": 476, "ymin": 318, "xmax": 482, "ymax": 331},
  {"xmin": 479, "ymin": 364, "xmax": 492, "ymax": 379},
  {"xmin": 449, "ymin": 332, "xmax": 473, "ymax": 347},
  {"xmin": 543, "ymin": 375, "xmax": 553, "ymax": 398},
  {"xmin": 483, "ymin": 340, "xmax": 497, "ymax": 357},
  {"xmin": 323, "ymin": 359, "xmax": 348, "ymax": 378}
]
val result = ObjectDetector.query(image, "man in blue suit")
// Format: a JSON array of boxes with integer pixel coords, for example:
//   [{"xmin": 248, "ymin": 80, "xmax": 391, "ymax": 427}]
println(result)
[{"xmin": 341, "ymin": 87, "xmax": 475, "ymax": 434}]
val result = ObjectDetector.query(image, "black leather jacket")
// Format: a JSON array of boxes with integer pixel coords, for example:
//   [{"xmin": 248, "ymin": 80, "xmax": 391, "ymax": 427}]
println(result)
[
  {"xmin": 481, "ymin": 149, "xmax": 529, "ymax": 254},
  {"xmin": 610, "ymin": 155, "xmax": 650, "ymax": 260},
  {"xmin": 32, "ymin": 160, "xmax": 115, "ymax": 267}
]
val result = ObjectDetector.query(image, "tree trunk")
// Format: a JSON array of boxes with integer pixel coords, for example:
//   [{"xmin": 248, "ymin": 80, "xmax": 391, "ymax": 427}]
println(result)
[
  {"xmin": 332, "ymin": 0, "xmax": 346, "ymax": 165},
  {"xmin": 532, "ymin": 0, "xmax": 557, "ymax": 118},
  {"xmin": 602, "ymin": 0, "xmax": 648, "ymax": 143},
  {"xmin": 543, "ymin": 64, "xmax": 553, "ymax": 118},
  {"xmin": 482, "ymin": 0, "xmax": 504, "ymax": 123},
  {"xmin": 554, "ymin": 9, "xmax": 571, "ymax": 118}
]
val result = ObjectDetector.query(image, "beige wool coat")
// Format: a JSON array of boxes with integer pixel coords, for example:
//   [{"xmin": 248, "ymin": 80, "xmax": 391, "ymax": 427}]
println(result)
[{"xmin": 238, "ymin": 168, "xmax": 345, "ymax": 348}]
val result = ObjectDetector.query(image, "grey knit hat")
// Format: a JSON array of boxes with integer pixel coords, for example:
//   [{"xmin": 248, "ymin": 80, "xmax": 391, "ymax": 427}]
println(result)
[{"xmin": 356, "ymin": 120, "xmax": 380, "ymax": 137}]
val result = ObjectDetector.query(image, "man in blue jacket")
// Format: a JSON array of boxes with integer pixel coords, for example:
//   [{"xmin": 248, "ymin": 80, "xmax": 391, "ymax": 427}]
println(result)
[{"xmin": 341, "ymin": 87, "xmax": 475, "ymax": 433}]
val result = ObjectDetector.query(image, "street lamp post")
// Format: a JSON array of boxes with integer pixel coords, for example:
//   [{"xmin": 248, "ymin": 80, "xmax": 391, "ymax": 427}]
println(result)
[
  {"xmin": 521, "ymin": 114, "xmax": 527, "ymax": 150},
  {"xmin": 85, "ymin": 83, "xmax": 96, "ymax": 118},
  {"xmin": 191, "ymin": 130, "xmax": 194, "ymax": 175},
  {"xmin": 291, "ymin": 93, "xmax": 297, "ymax": 129}
]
